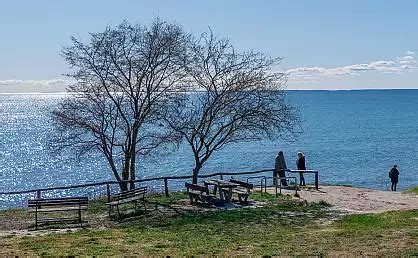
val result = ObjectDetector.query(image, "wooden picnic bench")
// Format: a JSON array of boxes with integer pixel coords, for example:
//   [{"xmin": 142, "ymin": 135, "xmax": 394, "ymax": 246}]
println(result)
[
  {"xmin": 185, "ymin": 182, "xmax": 216, "ymax": 207},
  {"xmin": 203, "ymin": 179, "xmax": 240, "ymax": 203},
  {"xmin": 28, "ymin": 197, "xmax": 88, "ymax": 230},
  {"xmin": 230, "ymin": 179, "xmax": 253, "ymax": 204},
  {"xmin": 106, "ymin": 186, "xmax": 148, "ymax": 217}
]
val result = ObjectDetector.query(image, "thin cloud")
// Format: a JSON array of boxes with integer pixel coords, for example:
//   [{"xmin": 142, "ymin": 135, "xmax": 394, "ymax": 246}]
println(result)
[
  {"xmin": 0, "ymin": 79, "xmax": 71, "ymax": 93},
  {"xmin": 288, "ymin": 51, "xmax": 417, "ymax": 81},
  {"xmin": 0, "ymin": 79, "xmax": 70, "ymax": 86},
  {"xmin": 397, "ymin": 55, "xmax": 416, "ymax": 65}
]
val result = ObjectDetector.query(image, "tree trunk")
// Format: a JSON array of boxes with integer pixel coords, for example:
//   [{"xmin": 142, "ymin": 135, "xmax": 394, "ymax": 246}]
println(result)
[
  {"xmin": 129, "ymin": 152, "xmax": 136, "ymax": 190},
  {"xmin": 192, "ymin": 163, "xmax": 202, "ymax": 184},
  {"xmin": 121, "ymin": 156, "xmax": 130, "ymax": 192},
  {"xmin": 129, "ymin": 127, "xmax": 139, "ymax": 190},
  {"xmin": 104, "ymin": 151, "xmax": 128, "ymax": 191},
  {"xmin": 119, "ymin": 181, "xmax": 129, "ymax": 192}
]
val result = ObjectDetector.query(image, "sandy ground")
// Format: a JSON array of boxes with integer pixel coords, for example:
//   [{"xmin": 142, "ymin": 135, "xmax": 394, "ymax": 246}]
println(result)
[{"xmin": 269, "ymin": 185, "xmax": 418, "ymax": 214}]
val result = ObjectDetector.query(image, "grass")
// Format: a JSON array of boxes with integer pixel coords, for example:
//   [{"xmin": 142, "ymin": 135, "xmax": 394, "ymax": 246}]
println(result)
[
  {"xmin": 147, "ymin": 192, "xmax": 189, "ymax": 205},
  {"xmin": 0, "ymin": 192, "xmax": 417, "ymax": 256},
  {"xmin": 404, "ymin": 186, "xmax": 418, "ymax": 194}
]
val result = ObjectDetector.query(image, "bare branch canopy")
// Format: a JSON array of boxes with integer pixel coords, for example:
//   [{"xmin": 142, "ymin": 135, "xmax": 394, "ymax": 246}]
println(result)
[
  {"xmin": 162, "ymin": 31, "xmax": 301, "ymax": 183},
  {"xmin": 51, "ymin": 20, "xmax": 300, "ymax": 189},
  {"xmin": 52, "ymin": 20, "xmax": 188, "ymax": 191}
]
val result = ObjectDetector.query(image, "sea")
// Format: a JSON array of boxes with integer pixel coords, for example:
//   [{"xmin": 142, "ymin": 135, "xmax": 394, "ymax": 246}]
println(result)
[{"xmin": 0, "ymin": 90, "xmax": 417, "ymax": 208}]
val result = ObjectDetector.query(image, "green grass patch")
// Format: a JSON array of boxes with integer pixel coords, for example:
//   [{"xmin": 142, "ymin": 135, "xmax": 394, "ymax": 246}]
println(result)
[
  {"xmin": 338, "ymin": 210, "xmax": 418, "ymax": 231},
  {"xmin": 88, "ymin": 198, "xmax": 109, "ymax": 214},
  {"xmin": 404, "ymin": 186, "xmax": 418, "ymax": 194},
  {"xmin": 147, "ymin": 192, "xmax": 188, "ymax": 205}
]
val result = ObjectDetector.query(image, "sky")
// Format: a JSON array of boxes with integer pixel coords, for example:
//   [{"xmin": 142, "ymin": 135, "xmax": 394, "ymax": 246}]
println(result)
[{"xmin": 0, "ymin": 0, "xmax": 418, "ymax": 92}]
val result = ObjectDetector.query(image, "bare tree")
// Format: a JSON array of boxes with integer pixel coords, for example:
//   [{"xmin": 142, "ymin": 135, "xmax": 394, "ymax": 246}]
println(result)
[
  {"xmin": 163, "ymin": 32, "xmax": 300, "ymax": 184},
  {"xmin": 52, "ymin": 20, "xmax": 187, "ymax": 191}
]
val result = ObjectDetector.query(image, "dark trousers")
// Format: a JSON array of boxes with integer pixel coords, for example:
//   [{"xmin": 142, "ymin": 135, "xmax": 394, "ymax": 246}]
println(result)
[
  {"xmin": 299, "ymin": 172, "xmax": 305, "ymax": 186},
  {"xmin": 273, "ymin": 170, "xmax": 279, "ymax": 185},
  {"xmin": 274, "ymin": 170, "xmax": 288, "ymax": 186},
  {"xmin": 391, "ymin": 180, "xmax": 398, "ymax": 191},
  {"xmin": 278, "ymin": 170, "xmax": 288, "ymax": 186}
]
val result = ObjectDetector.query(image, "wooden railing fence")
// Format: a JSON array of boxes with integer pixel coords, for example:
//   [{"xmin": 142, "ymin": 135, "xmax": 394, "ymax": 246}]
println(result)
[{"xmin": 0, "ymin": 169, "xmax": 319, "ymax": 205}]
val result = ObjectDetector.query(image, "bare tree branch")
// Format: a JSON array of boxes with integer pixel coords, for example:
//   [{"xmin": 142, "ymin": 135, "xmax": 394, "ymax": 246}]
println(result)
[
  {"xmin": 163, "ymin": 31, "xmax": 301, "ymax": 183},
  {"xmin": 51, "ymin": 20, "xmax": 187, "ymax": 191}
]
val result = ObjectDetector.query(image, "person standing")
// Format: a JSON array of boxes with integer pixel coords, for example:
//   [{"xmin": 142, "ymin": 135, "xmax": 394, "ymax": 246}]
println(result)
[
  {"xmin": 296, "ymin": 152, "xmax": 306, "ymax": 186},
  {"xmin": 274, "ymin": 151, "xmax": 288, "ymax": 186},
  {"xmin": 389, "ymin": 165, "xmax": 399, "ymax": 191}
]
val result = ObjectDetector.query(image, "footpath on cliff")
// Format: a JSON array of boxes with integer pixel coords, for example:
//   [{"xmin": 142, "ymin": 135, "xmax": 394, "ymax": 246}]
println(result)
[{"xmin": 268, "ymin": 185, "xmax": 418, "ymax": 214}]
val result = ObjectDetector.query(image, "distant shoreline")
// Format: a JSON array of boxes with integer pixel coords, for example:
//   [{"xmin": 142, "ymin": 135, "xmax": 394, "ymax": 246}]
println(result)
[{"xmin": 1, "ymin": 88, "xmax": 418, "ymax": 94}]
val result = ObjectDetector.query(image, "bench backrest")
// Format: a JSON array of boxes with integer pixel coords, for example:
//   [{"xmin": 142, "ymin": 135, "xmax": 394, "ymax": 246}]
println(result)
[
  {"xmin": 230, "ymin": 179, "xmax": 254, "ymax": 190},
  {"xmin": 185, "ymin": 182, "xmax": 209, "ymax": 194},
  {"xmin": 28, "ymin": 197, "xmax": 89, "ymax": 208},
  {"xmin": 112, "ymin": 186, "xmax": 148, "ymax": 201}
]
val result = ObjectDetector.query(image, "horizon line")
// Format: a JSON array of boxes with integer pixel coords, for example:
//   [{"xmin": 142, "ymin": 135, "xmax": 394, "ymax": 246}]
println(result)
[{"xmin": 1, "ymin": 88, "xmax": 418, "ymax": 94}]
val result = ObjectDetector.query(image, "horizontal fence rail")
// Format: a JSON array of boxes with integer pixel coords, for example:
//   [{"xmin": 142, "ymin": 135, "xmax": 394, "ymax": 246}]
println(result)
[{"xmin": 0, "ymin": 169, "xmax": 319, "ymax": 207}]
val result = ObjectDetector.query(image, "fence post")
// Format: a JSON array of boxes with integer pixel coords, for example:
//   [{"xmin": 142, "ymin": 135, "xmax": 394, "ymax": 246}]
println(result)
[
  {"xmin": 315, "ymin": 172, "xmax": 319, "ymax": 190},
  {"xmin": 164, "ymin": 178, "xmax": 169, "ymax": 197},
  {"xmin": 220, "ymin": 173, "xmax": 223, "ymax": 180},
  {"xmin": 106, "ymin": 183, "xmax": 111, "ymax": 202},
  {"xmin": 36, "ymin": 190, "xmax": 41, "ymax": 199}
]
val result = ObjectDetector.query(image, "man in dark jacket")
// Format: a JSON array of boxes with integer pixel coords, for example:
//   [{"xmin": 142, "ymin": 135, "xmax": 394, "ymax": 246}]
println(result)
[
  {"xmin": 389, "ymin": 165, "xmax": 399, "ymax": 191},
  {"xmin": 274, "ymin": 151, "xmax": 288, "ymax": 186}
]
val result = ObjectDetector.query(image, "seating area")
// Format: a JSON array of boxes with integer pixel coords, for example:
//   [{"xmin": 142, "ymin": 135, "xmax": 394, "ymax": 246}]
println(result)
[
  {"xmin": 186, "ymin": 178, "xmax": 254, "ymax": 207},
  {"xmin": 25, "ymin": 173, "xmax": 306, "ymax": 229},
  {"xmin": 185, "ymin": 182, "xmax": 216, "ymax": 206},
  {"xmin": 27, "ymin": 179, "xmax": 254, "ymax": 229},
  {"xmin": 230, "ymin": 179, "xmax": 253, "ymax": 204},
  {"xmin": 28, "ymin": 197, "xmax": 88, "ymax": 230},
  {"xmin": 106, "ymin": 186, "xmax": 148, "ymax": 217}
]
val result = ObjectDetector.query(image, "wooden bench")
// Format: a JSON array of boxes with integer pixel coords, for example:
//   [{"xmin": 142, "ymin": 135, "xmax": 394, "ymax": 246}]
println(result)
[
  {"xmin": 28, "ymin": 197, "xmax": 88, "ymax": 230},
  {"xmin": 185, "ymin": 182, "xmax": 216, "ymax": 207},
  {"xmin": 106, "ymin": 186, "xmax": 148, "ymax": 217},
  {"xmin": 230, "ymin": 179, "xmax": 253, "ymax": 204}
]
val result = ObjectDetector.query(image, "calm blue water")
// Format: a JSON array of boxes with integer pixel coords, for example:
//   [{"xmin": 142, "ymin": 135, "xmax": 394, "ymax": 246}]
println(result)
[{"xmin": 1, "ymin": 90, "xmax": 417, "ymax": 208}]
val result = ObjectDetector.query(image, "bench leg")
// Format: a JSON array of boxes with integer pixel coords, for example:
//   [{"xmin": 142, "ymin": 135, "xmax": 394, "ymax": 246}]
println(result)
[
  {"xmin": 238, "ymin": 194, "xmax": 249, "ymax": 205},
  {"xmin": 243, "ymin": 195, "xmax": 249, "ymax": 205},
  {"xmin": 79, "ymin": 206, "xmax": 82, "ymax": 227},
  {"xmin": 142, "ymin": 199, "xmax": 147, "ymax": 213},
  {"xmin": 201, "ymin": 195, "xmax": 214, "ymax": 207},
  {"xmin": 35, "ymin": 210, "xmax": 38, "ymax": 230},
  {"xmin": 117, "ymin": 204, "xmax": 121, "ymax": 218},
  {"xmin": 238, "ymin": 194, "xmax": 245, "ymax": 204},
  {"xmin": 188, "ymin": 193, "xmax": 194, "ymax": 204},
  {"xmin": 188, "ymin": 193, "xmax": 200, "ymax": 205}
]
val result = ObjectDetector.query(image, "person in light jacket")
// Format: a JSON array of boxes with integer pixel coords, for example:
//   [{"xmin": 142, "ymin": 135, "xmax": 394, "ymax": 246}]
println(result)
[
  {"xmin": 274, "ymin": 151, "xmax": 288, "ymax": 186},
  {"xmin": 296, "ymin": 152, "xmax": 306, "ymax": 186}
]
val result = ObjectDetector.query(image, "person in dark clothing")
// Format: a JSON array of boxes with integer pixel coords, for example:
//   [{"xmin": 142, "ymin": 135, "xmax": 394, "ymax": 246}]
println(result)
[
  {"xmin": 274, "ymin": 151, "xmax": 288, "ymax": 186},
  {"xmin": 296, "ymin": 152, "xmax": 306, "ymax": 186},
  {"xmin": 389, "ymin": 165, "xmax": 399, "ymax": 191}
]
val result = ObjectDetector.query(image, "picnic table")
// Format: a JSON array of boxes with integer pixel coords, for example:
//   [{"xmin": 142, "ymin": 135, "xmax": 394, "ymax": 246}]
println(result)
[{"xmin": 203, "ymin": 179, "xmax": 240, "ymax": 203}]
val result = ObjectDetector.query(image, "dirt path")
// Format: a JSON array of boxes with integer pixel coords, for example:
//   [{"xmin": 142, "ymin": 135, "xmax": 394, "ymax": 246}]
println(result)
[{"xmin": 270, "ymin": 185, "xmax": 418, "ymax": 214}]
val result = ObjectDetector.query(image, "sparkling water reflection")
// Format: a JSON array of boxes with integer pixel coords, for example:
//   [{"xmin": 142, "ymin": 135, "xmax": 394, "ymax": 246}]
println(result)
[{"xmin": 1, "ymin": 90, "xmax": 417, "ymax": 208}]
